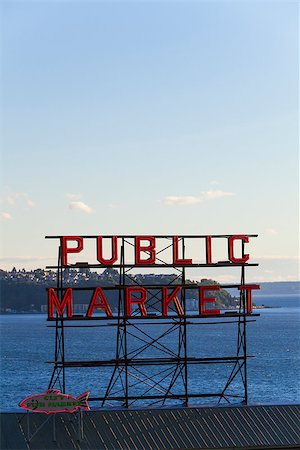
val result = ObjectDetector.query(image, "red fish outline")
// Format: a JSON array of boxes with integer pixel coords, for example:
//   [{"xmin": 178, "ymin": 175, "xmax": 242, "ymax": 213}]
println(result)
[{"xmin": 19, "ymin": 389, "xmax": 90, "ymax": 414}]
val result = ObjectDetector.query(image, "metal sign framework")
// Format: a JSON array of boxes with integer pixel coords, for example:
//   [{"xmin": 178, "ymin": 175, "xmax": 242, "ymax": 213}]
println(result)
[{"xmin": 46, "ymin": 235, "xmax": 259, "ymax": 408}]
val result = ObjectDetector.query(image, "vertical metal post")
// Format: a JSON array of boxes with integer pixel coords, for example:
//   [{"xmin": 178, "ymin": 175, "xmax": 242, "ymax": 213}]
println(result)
[
  {"xmin": 241, "ymin": 241, "xmax": 248, "ymax": 404},
  {"xmin": 26, "ymin": 411, "xmax": 30, "ymax": 443},
  {"xmin": 59, "ymin": 244, "xmax": 66, "ymax": 393},
  {"xmin": 182, "ymin": 237, "xmax": 189, "ymax": 406},
  {"xmin": 122, "ymin": 239, "xmax": 129, "ymax": 407},
  {"xmin": 49, "ymin": 244, "xmax": 66, "ymax": 392},
  {"xmin": 53, "ymin": 414, "xmax": 56, "ymax": 442},
  {"xmin": 77, "ymin": 410, "xmax": 84, "ymax": 441}
]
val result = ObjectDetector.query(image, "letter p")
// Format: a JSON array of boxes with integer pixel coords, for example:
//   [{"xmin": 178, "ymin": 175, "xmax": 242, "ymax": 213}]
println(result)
[{"xmin": 61, "ymin": 236, "xmax": 83, "ymax": 265}]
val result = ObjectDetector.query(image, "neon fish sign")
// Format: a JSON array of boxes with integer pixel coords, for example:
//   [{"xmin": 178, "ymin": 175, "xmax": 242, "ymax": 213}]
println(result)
[{"xmin": 19, "ymin": 389, "xmax": 90, "ymax": 414}]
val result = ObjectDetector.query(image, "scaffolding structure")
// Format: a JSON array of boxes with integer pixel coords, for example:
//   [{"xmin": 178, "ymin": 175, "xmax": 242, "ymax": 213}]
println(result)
[{"xmin": 46, "ymin": 235, "xmax": 259, "ymax": 407}]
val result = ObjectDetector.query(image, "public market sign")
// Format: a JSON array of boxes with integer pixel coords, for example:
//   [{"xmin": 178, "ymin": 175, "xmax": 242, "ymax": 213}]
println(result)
[{"xmin": 46, "ymin": 234, "xmax": 260, "ymax": 320}]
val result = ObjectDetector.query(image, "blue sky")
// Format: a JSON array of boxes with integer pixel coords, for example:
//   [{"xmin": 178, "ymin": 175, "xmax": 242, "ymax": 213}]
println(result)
[{"xmin": 1, "ymin": 1, "xmax": 299, "ymax": 282}]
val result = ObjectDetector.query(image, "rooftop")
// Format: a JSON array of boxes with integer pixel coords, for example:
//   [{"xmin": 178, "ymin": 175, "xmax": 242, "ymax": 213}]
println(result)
[{"xmin": 1, "ymin": 403, "xmax": 299, "ymax": 450}]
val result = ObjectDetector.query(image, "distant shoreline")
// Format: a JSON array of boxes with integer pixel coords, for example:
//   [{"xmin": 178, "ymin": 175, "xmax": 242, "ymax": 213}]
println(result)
[{"xmin": 0, "ymin": 305, "xmax": 275, "ymax": 316}]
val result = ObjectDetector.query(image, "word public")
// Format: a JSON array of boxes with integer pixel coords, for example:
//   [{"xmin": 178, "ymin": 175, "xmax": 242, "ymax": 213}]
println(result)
[{"xmin": 61, "ymin": 234, "xmax": 253, "ymax": 266}]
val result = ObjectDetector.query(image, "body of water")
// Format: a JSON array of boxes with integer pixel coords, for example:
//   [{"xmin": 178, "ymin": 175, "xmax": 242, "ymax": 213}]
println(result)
[{"xmin": 1, "ymin": 294, "xmax": 299, "ymax": 410}]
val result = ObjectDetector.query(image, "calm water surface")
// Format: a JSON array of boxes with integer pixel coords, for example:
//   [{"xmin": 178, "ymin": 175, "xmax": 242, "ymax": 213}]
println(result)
[{"xmin": 1, "ymin": 295, "xmax": 299, "ymax": 410}]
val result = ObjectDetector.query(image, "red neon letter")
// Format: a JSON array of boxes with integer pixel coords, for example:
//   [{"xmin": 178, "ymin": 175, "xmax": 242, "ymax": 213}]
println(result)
[
  {"xmin": 97, "ymin": 236, "xmax": 118, "ymax": 265},
  {"xmin": 135, "ymin": 236, "xmax": 156, "ymax": 265},
  {"xmin": 206, "ymin": 235, "xmax": 212, "ymax": 264},
  {"xmin": 162, "ymin": 287, "xmax": 183, "ymax": 316},
  {"xmin": 125, "ymin": 287, "xmax": 147, "ymax": 316},
  {"xmin": 239, "ymin": 284, "xmax": 260, "ymax": 313},
  {"xmin": 86, "ymin": 288, "xmax": 113, "ymax": 317},
  {"xmin": 48, "ymin": 288, "xmax": 73, "ymax": 318},
  {"xmin": 228, "ymin": 235, "xmax": 250, "ymax": 263},
  {"xmin": 199, "ymin": 286, "xmax": 220, "ymax": 315},
  {"xmin": 173, "ymin": 236, "xmax": 192, "ymax": 265},
  {"xmin": 61, "ymin": 236, "xmax": 83, "ymax": 265}
]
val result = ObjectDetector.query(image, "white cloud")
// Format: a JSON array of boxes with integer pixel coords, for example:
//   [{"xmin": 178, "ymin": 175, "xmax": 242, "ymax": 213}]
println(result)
[
  {"xmin": 1, "ymin": 212, "xmax": 12, "ymax": 220},
  {"xmin": 69, "ymin": 201, "xmax": 94, "ymax": 213},
  {"xmin": 3, "ymin": 191, "xmax": 35, "ymax": 208},
  {"xmin": 164, "ymin": 196, "xmax": 202, "ymax": 205},
  {"xmin": 27, "ymin": 199, "xmax": 35, "ymax": 208},
  {"xmin": 265, "ymin": 228, "xmax": 279, "ymax": 236},
  {"xmin": 163, "ymin": 190, "xmax": 235, "ymax": 205},
  {"xmin": 67, "ymin": 193, "xmax": 81, "ymax": 200},
  {"xmin": 7, "ymin": 196, "xmax": 16, "ymax": 205},
  {"xmin": 204, "ymin": 190, "xmax": 235, "ymax": 200}
]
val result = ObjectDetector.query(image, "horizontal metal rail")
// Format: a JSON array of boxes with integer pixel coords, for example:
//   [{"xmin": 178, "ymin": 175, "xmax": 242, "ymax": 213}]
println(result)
[
  {"xmin": 47, "ymin": 355, "xmax": 253, "ymax": 367},
  {"xmin": 46, "ymin": 283, "xmax": 258, "ymax": 290},
  {"xmin": 47, "ymin": 319, "xmax": 257, "ymax": 328},
  {"xmin": 45, "ymin": 234, "xmax": 258, "ymax": 239},
  {"xmin": 47, "ymin": 313, "xmax": 260, "ymax": 321},
  {"xmin": 46, "ymin": 262, "xmax": 259, "ymax": 269},
  {"xmin": 88, "ymin": 392, "xmax": 234, "ymax": 401}
]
